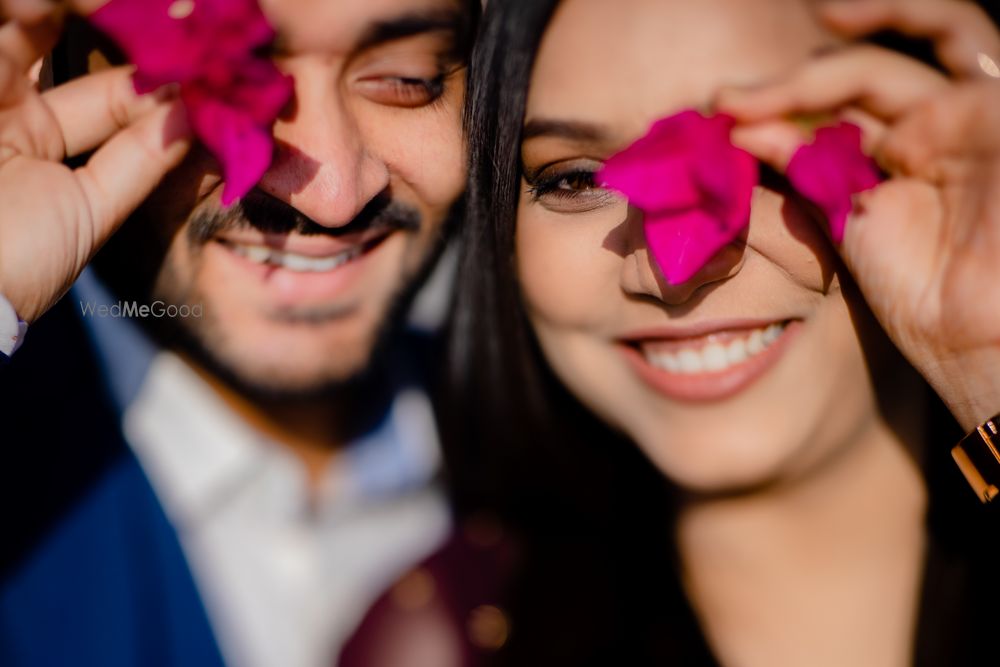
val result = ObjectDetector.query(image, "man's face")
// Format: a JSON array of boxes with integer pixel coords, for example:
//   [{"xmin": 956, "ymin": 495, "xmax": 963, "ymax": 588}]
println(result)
[{"xmin": 101, "ymin": 0, "xmax": 470, "ymax": 395}]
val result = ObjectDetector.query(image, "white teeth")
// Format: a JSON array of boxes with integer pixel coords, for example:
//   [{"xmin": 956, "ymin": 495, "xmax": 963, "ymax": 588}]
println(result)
[
  {"xmin": 241, "ymin": 245, "xmax": 272, "ymax": 264},
  {"xmin": 641, "ymin": 322, "xmax": 788, "ymax": 376},
  {"xmin": 228, "ymin": 243, "xmax": 361, "ymax": 273},
  {"xmin": 662, "ymin": 354, "xmax": 680, "ymax": 373},
  {"xmin": 678, "ymin": 349, "xmax": 704, "ymax": 374},
  {"xmin": 726, "ymin": 339, "xmax": 748, "ymax": 365},
  {"xmin": 702, "ymin": 343, "xmax": 729, "ymax": 372},
  {"xmin": 763, "ymin": 323, "xmax": 783, "ymax": 344}
]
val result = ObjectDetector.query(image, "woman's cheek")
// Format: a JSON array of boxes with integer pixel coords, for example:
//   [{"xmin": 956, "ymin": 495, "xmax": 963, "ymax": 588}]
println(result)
[
  {"xmin": 516, "ymin": 206, "xmax": 623, "ymax": 327},
  {"xmin": 747, "ymin": 188, "xmax": 840, "ymax": 292}
]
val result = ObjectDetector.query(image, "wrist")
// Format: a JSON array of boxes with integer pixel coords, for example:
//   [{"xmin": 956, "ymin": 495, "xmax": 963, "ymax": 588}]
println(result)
[{"xmin": 915, "ymin": 346, "xmax": 1000, "ymax": 432}]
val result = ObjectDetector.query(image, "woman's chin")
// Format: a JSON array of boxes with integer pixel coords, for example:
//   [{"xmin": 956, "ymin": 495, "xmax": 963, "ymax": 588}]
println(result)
[{"xmin": 632, "ymin": 428, "xmax": 802, "ymax": 498}]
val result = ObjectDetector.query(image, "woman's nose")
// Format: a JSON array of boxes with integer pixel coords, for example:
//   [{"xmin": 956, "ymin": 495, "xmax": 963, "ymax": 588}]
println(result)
[{"xmin": 619, "ymin": 206, "xmax": 747, "ymax": 306}]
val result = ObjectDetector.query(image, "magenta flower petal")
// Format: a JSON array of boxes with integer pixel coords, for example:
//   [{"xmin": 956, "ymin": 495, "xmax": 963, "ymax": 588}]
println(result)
[
  {"xmin": 645, "ymin": 209, "xmax": 740, "ymax": 285},
  {"xmin": 183, "ymin": 93, "xmax": 272, "ymax": 206},
  {"xmin": 786, "ymin": 122, "xmax": 882, "ymax": 243},
  {"xmin": 598, "ymin": 110, "xmax": 757, "ymax": 285},
  {"xmin": 90, "ymin": 0, "xmax": 293, "ymax": 205}
]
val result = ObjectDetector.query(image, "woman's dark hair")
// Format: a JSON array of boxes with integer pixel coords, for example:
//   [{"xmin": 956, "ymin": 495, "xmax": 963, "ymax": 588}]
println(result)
[
  {"xmin": 450, "ymin": 0, "xmax": 681, "ymax": 539},
  {"xmin": 444, "ymin": 1, "xmax": 718, "ymax": 663}
]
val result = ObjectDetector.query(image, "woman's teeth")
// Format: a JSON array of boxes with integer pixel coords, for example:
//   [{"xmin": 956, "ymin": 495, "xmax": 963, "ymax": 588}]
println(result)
[
  {"xmin": 641, "ymin": 323, "xmax": 786, "ymax": 375},
  {"xmin": 228, "ymin": 243, "xmax": 363, "ymax": 273}
]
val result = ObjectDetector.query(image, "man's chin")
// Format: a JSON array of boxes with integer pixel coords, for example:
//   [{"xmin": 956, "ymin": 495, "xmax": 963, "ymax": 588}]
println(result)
[{"xmin": 185, "ymin": 339, "xmax": 377, "ymax": 403}]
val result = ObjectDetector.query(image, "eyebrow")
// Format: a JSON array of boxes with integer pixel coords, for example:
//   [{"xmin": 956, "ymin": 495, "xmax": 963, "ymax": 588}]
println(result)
[
  {"xmin": 522, "ymin": 118, "xmax": 612, "ymax": 143},
  {"xmin": 356, "ymin": 8, "xmax": 468, "ymax": 52}
]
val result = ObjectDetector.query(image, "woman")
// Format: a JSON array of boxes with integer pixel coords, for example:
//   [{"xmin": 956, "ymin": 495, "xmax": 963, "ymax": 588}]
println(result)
[{"xmin": 450, "ymin": 0, "xmax": 1000, "ymax": 664}]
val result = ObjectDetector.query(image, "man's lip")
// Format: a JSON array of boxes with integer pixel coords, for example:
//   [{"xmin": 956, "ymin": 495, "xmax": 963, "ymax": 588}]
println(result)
[
  {"xmin": 618, "ymin": 318, "xmax": 797, "ymax": 345},
  {"xmin": 213, "ymin": 228, "xmax": 396, "ymax": 258}
]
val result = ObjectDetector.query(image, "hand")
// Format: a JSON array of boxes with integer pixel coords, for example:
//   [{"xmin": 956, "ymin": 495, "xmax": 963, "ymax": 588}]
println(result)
[
  {"xmin": 0, "ymin": 0, "xmax": 191, "ymax": 325},
  {"xmin": 718, "ymin": 0, "xmax": 1000, "ymax": 430}
]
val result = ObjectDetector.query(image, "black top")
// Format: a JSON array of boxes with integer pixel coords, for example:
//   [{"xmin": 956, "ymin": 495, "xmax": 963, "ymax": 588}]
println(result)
[{"xmin": 486, "ymin": 402, "xmax": 1000, "ymax": 666}]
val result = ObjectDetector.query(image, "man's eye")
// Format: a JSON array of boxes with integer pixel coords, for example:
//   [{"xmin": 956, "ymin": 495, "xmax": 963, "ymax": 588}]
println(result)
[{"xmin": 357, "ymin": 76, "xmax": 445, "ymax": 108}]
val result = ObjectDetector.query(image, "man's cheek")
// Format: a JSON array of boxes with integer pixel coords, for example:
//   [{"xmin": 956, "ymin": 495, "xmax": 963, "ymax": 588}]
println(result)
[{"xmin": 371, "ymin": 121, "xmax": 465, "ymax": 203}]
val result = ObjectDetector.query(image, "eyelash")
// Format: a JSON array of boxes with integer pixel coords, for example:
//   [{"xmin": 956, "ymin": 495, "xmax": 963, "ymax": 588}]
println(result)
[
  {"xmin": 392, "ymin": 75, "xmax": 446, "ymax": 103},
  {"xmin": 359, "ymin": 73, "xmax": 447, "ymax": 108},
  {"xmin": 527, "ymin": 168, "xmax": 600, "ymax": 200}
]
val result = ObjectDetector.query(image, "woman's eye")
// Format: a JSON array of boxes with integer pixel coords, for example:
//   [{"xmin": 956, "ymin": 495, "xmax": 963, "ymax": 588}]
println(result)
[
  {"xmin": 539, "ymin": 171, "xmax": 598, "ymax": 195},
  {"xmin": 357, "ymin": 75, "xmax": 446, "ymax": 108},
  {"xmin": 526, "ymin": 165, "xmax": 621, "ymax": 214}
]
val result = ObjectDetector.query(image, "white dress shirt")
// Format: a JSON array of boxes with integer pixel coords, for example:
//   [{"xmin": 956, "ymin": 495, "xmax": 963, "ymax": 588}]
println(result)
[
  {"xmin": 0, "ymin": 292, "xmax": 27, "ymax": 357},
  {"xmin": 75, "ymin": 271, "xmax": 451, "ymax": 667}
]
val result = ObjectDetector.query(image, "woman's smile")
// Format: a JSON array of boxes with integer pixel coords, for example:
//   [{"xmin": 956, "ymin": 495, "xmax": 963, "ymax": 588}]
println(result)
[{"xmin": 617, "ymin": 319, "xmax": 802, "ymax": 402}]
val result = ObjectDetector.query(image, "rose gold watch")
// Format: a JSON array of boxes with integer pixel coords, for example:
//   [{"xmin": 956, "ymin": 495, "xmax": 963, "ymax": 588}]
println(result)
[{"xmin": 952, "ymin": 414, "xmax": 1000, "ymax": 503}]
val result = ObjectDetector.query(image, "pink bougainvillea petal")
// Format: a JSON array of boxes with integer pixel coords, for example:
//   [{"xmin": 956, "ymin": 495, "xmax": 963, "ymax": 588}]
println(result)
[
  {"xmin": 786, "ymin": 122, "xmax": 882, "ymax": 243},
  {"xmin": 599, "ymin": 153, "xmax": 701, "ymax": 213},
  {"xmin": 598, "ymin": 110, "xmax": 757, "ymax": 285},
  {"xmin": 89, "ymin": 0, "xmax": 292, "ymax": 205},
  {"xmin": 645, "ymin": 209, "xmax": 740, "ymax": 285},
  {"xmin": 183, "ymin": 94, "xmax": 272, "ymax": 206}
]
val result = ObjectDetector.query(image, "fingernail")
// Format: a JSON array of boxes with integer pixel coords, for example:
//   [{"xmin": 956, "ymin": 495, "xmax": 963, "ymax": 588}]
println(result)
[
  {"xmin": 151, "ymin": 82, "xmax": 182, "ymax": 102},
  {"xmin": 163, "ymin": 100, "xmax": 192, "ymax": 146}
]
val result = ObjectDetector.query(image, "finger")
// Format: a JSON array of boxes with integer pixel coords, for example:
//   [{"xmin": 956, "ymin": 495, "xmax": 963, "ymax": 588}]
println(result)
[
  {"xmin": 74, "ymin": 99, "xmax": 191, "ymax": 240},
  {"xmin": 717, "ymin": 44, "xmax": 948, "ymax": 123},
  {"xmin": 731, "ymin": 110, "xmax": 889, "ymax": 172},
  {"xmin": 820, "ymin": 0, "xmax": 1000, "ymax": 79},
  {"xmin": 0, "ymin": 10, "xmax": 59, "ymax": 73},
  {"xmin": 731, "ymin": 120, "xmax": 807, "ymax": 171},
  {"xmin": 878, "ymin": 81, "xmax": 1000, "ymax": 178},
  {"xmin": 43, "ymin": 66, "xmax": 177, "ymax": 157}
]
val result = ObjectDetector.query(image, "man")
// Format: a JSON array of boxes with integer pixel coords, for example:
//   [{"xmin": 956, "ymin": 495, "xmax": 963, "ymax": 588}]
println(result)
[{"xmin": 0, "ymin": 1, "xmax": 479, "ymax": 665}]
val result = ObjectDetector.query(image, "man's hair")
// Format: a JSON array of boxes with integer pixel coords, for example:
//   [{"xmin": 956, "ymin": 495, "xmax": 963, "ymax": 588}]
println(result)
[{"xmin": 51, "ymin": 0, "xmax": 482, "ymax": 86}]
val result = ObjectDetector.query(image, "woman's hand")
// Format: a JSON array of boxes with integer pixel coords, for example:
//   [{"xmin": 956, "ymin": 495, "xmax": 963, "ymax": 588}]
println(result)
[
  {"xmin": 718, "ymin": 0, "xmax": 1000, "ymax": 431},
  {"xmin": 0, "ymin": 0, "xmax": 191, "ymax": 325}
]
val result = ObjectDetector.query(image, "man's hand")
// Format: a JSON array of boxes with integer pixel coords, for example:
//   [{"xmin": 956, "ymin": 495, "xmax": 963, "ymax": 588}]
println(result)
[
  {"xmin": 0, "ymin": 0, "xmax": 191, "ymax": 324},
  {"xmin": 719, "ymin": 0, "xmax": 1000, "ymax": 431}
]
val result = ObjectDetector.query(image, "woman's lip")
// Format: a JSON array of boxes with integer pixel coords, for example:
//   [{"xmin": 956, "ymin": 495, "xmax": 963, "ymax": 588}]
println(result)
[
  {"xmin": 214, "ymin": 228, "xmax": 393, "ymax": 258},
  {"xmin": 619, "ymin": 320, "xmax": 803, "ymax": 403},
  {"xmin": 618, "ymin": 318, "xmax": 795, "ymax": 344}
]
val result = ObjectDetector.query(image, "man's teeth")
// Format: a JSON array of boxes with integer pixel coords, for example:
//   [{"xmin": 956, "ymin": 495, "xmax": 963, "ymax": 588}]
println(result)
[
  {"xmin": 228, "ymin": 244, "xmax": 362, "ymax": 273},
  {"xmin": 643, "ymin": 323, "xmax": 786, "ymax": 375}
]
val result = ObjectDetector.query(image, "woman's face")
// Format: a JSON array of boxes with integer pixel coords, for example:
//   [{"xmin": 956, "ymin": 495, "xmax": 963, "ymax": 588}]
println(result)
[{"xmin": 517, "ymin": 0, "xmax": 890, "ymax": 493}]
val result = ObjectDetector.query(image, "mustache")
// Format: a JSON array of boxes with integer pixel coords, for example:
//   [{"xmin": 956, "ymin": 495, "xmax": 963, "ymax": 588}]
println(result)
[{"xmin": 187, "ymin": 189, "xmax": 421, "ymax": 246}]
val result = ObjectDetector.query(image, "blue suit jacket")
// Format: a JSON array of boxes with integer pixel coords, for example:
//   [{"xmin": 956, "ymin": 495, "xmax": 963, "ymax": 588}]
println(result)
[{"xmin": 0, "ymin": 300, "xmax": 226, "ymax": 667}]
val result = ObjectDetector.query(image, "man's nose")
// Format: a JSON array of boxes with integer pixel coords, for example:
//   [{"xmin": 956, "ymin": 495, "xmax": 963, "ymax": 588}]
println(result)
[
  {"xmin": 620, "ymin": 207, "xmax": 746, "ymax": 306},
  {"xmin": 257, "ymin": 62, "xmax": 390, "ymax": 228}
]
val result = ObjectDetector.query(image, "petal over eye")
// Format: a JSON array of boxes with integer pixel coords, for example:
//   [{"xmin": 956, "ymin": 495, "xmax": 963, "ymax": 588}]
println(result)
[
  {"xmin": 598, "ymin": 110, "xmax": 757, "ymax": 285},
  {"xmin": 90, "ymin": 0, "xmax": 294, "ymax": 206}
]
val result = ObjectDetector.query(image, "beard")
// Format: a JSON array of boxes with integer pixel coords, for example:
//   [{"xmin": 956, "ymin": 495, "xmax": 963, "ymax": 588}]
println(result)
[{"xmin": 103, "ymin": 188, "xmax": 457, "ymax": 405}]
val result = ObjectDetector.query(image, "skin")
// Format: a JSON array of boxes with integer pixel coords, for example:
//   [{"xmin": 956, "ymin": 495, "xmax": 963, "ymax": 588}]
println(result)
[
  {"xmin": 0, "ymin": 0, "xmax": 468, "ymax": 478},
  {"xmin": 518, "ymin": 0, "xmax": 941, "ymax": 664}
]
